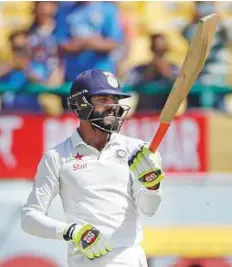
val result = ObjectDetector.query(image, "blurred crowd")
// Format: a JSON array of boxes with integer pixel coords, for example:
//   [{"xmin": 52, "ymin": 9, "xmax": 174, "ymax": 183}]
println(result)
[{"xmin": 0, "ymin": 1, "xmax": 232, "ymax": 115}]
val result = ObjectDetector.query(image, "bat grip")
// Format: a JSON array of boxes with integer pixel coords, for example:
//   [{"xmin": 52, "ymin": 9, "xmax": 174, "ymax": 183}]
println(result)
[{"xmin": 149, "ymin": 123, "xmax": 170, "ymax": 153}]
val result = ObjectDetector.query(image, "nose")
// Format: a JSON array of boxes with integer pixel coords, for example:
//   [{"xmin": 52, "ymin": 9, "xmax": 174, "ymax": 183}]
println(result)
[
  {"xmin": 105, "ymin": 105, "xmax": 114, "ymax": 112},
  {"xmin": 105, "ymin": 98, "xmax": 115, "ymax": 105}
]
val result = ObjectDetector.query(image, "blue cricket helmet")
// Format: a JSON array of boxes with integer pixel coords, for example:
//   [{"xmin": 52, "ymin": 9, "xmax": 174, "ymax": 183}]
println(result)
[
  {"xmin": 70, "ymin": 69, "xmax": 131, "ymax": 99},
  {"xmin": 67, "ymin": 69, "xmax": 131, "ymax": 133}
]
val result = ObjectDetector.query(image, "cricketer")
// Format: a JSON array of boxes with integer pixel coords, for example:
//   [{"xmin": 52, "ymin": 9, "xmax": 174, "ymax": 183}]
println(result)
[{"xmin": 21, "ymin": 69, "xmax": 164, "ymax": 267}]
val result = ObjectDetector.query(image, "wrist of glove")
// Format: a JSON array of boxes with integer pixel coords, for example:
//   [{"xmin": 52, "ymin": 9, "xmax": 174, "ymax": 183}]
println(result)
[
  {"xmin": 63, "ymin": 223, "xmax": 112, "ymax": 260},
  {"xmin": 129, "ymin": 146, "xmax": 164, "ymax": 188}
]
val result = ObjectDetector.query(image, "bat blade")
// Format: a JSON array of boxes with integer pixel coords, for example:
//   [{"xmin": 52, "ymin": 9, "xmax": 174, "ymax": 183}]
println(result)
[{"xmin": 149, "ymin": 13, "xmax": 218, "ymax": 152}]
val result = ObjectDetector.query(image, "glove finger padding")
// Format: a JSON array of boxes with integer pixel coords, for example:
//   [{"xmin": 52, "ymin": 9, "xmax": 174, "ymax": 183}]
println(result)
[
  {"xmin": 71, "ymin": 223, "xmax": 112, "ymax": 260},
  {"xmin": 97, "ymin": 238, "xmax": 112, "ymax": 255},
  {"xmin": 129, "ymin": 146, "xmax": 164, "ymax": 188},
  {"xmin": 97, "ymin": 241, "xmax": 107, "ymax": 256},
  {"xmin": 84, "ymin": 248, "xmax": 95, "ymax": 260},
  {"xmin": 90, "ymin": 245, "xmax": 101, "ymax": 258},
  {"xmin": 129, "ymin": 149, "xmax": 147, "ymax": 176},
  {"xmin": 101, "ymin": 238, "xmax": 112, "ymax": 252}
]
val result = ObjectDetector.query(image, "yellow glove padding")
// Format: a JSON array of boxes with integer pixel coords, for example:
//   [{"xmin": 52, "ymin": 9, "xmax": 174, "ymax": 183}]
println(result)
[
  {"xmin": 129, "ymin": 146, "xmax": 164, "ymax": 188},
  {"xmin": 66, "ymin": 223, "xmax": 112, "ymax": 260}
]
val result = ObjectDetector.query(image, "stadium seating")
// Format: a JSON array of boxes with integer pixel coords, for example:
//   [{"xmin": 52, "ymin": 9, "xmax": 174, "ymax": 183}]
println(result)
[{"xmin": 0, "ymin": 1, "xmax": 231, "ymax": 114}]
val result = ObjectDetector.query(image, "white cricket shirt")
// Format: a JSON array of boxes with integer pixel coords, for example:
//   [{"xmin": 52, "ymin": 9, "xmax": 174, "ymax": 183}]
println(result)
[{"xmin": 21, "ymin": 130, "xmax": 162, "ymax": 252}]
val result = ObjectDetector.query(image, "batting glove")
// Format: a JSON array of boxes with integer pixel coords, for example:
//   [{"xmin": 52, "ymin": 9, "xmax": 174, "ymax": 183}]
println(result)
[
  {"xmin": 63, "ymin": 223, "xmax": 112, "ymax": 260},
  {"xmin": 129, "ymin": 146, "xmax": 164, "ymax": 188}
]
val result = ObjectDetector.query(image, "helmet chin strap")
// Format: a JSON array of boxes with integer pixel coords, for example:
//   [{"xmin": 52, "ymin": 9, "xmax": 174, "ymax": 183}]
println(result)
[
  {"xmin": 89, "ymin": 116, "xmax": 120, "ymax": 133},
  {"xmin": 90, "ymin": 121, "xmax": 113, "ymax": 134}
]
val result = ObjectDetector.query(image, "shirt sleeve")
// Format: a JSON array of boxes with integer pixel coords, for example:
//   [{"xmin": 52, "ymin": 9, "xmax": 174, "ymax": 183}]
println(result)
[
  {"xmin": 21, "ymin": 150, "xmax": 69, "ymax": 240},
  {"xmin": 129, "ymin": 139, "xmax": 163, "ymax": 216},
  {"xmin": 55, "ymin": 17, "xmax": 71, "ymax": 45}
]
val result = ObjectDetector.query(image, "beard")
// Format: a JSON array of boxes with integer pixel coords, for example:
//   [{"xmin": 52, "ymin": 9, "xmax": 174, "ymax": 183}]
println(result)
[{"xmin": 89, "ymin": 109, "xmax": 120, "ymax": 132}]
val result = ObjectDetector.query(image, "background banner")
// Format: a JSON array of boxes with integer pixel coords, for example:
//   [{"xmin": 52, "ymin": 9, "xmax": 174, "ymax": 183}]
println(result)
[{"xmin": 0, "ymin": 112, "xmax": 208, "ymax": 179}]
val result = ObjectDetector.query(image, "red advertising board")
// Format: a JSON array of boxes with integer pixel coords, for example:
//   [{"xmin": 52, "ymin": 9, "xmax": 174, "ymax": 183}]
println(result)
[
  {"xmin": 122, "ymin": 112, "xmax": 208, "ymax": 173},
  {"xmin": 0, "ymin": 112, "xmax": 208, "ymax": 179}
]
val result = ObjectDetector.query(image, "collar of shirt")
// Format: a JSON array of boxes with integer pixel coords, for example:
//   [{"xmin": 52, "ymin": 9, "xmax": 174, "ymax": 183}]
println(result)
[{"xmin": 70, "ymin": 130, "xmax": 121, "ymax": 149}]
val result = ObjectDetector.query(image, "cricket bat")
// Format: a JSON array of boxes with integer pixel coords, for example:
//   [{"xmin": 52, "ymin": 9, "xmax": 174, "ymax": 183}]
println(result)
[{"xmin": 149, "ymin": 13, "xmax": 218, "ymax": 153}]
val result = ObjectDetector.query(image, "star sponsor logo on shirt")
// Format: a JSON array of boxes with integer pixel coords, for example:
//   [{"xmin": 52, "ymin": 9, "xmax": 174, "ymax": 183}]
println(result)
[
  {"xmin": 74, "ymin": 152, "xmax": 83, "ymax": 160},
  {"xmin": 72, "ymin": 152, "xmax": 87, "ymax": 170},
  {"xmin": 73, "ymin": 162, "xmax": 87, "ymax": 171}
]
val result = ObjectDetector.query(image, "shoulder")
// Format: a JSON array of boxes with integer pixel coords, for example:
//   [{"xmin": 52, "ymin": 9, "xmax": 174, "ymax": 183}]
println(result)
[
  {"xmin": 112, "ymin": 133, "xmax": 146, "ymax": 153},
  {"xmin": 42, "ymin": 137, "xmax": 73, "ymax": 166},
  {"xmin": 113, "ymin": 133, "xmax": 162, "ymax": 160}
]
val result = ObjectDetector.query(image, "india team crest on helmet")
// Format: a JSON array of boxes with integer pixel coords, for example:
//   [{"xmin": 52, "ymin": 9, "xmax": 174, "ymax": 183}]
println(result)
[{"xmin": 103, "ymin": 71, "xmax": 119, "ymax": 88}]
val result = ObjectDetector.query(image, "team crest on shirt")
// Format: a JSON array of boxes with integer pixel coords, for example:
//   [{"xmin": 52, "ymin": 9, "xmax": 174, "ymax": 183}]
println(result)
[
  {"xmin": 114, "ymin": 149, "xmax": 128, "ymax": 164},
  {"xmin": 116, "ymin": 149, "xmax": 127, "ymax": 159}
]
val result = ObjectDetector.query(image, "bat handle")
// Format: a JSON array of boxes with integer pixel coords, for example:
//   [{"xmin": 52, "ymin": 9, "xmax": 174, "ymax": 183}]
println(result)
[{"xmin": 149, "ymin": 123, "xmax": 170, "ymax": 153}]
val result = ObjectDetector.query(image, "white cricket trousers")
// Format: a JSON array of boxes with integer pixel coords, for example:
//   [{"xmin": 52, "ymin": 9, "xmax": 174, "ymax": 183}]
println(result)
[{"xmin": 68, "ymin": 245, "xmax": 148, "ymax": 267}]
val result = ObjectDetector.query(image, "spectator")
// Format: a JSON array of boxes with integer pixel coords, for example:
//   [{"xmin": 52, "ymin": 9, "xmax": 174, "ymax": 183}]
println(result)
[
  {"xmin": 183, "ymin": 1, "xmax": 229, "ymax": 86},
  {"xmin": 56, "ymin": 1, "xmax": 76, "ymax": 25},
  {"xmin": 0, "ymin": 30, "xmax": 63, "ymax": 114},
  {"xmin": 182, "ymin": 1, "xmax": 230, "ymax": 108},
  {"xmin": 110, "ymin": 2, "xmax": 137, "ymax": 78},
  {"xmin": 125, "ymin": 33, "xmax": 179, "ymax": 111},
  {"xmin": 0, "ymin": 4, "xmax": 64, "ymax": 89},
  {"xmin": 27, "ymin": 1, "xmax": 64, "ymax": 87},
  {"xmin": 57, "ymin": 1, "xmax": 124, "ymax": 81},
  {"xmin": 0, "ymin": 31, "xmax": 29, "ymax": 90},
  {"xmin": 0, "ymin": 31, "xmax": 40, "ymax": 112}
]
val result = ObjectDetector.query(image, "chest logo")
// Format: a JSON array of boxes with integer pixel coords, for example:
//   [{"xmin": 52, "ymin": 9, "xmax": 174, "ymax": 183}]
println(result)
[
  {"xmin": 115, "ymin": 149, "xmax": 127, "ymax": 160},
  {"xmin": 73, "ymin": 163, "xmax": 87, "ymax": 171},
  {"xmin": 74, "ymin": 153, "xmax": 83, "ymax": 160}
]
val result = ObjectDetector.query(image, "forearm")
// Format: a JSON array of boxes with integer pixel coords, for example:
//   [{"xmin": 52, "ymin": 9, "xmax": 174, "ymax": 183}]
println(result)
[
  {"xmin": 44, "ymin": 66, "xmax": 65, "ymax": 87},
  {"xmin": 137, "ymin": 187, "xmax": 162, "ymax": 216},
  {"xmin": 21, "ymin": 208, "xmax": 69, "ymax": 240},
  {"xmin": 27, "ymin": 73, "xmax": 43, "ymax": 83},
  {"xmin": 59, "ymin": 39, "xmax": 85, "ymax": 53},
  {"xmin": 86, "ymin": 36, "xmax": 118, "ymax": 52}
]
